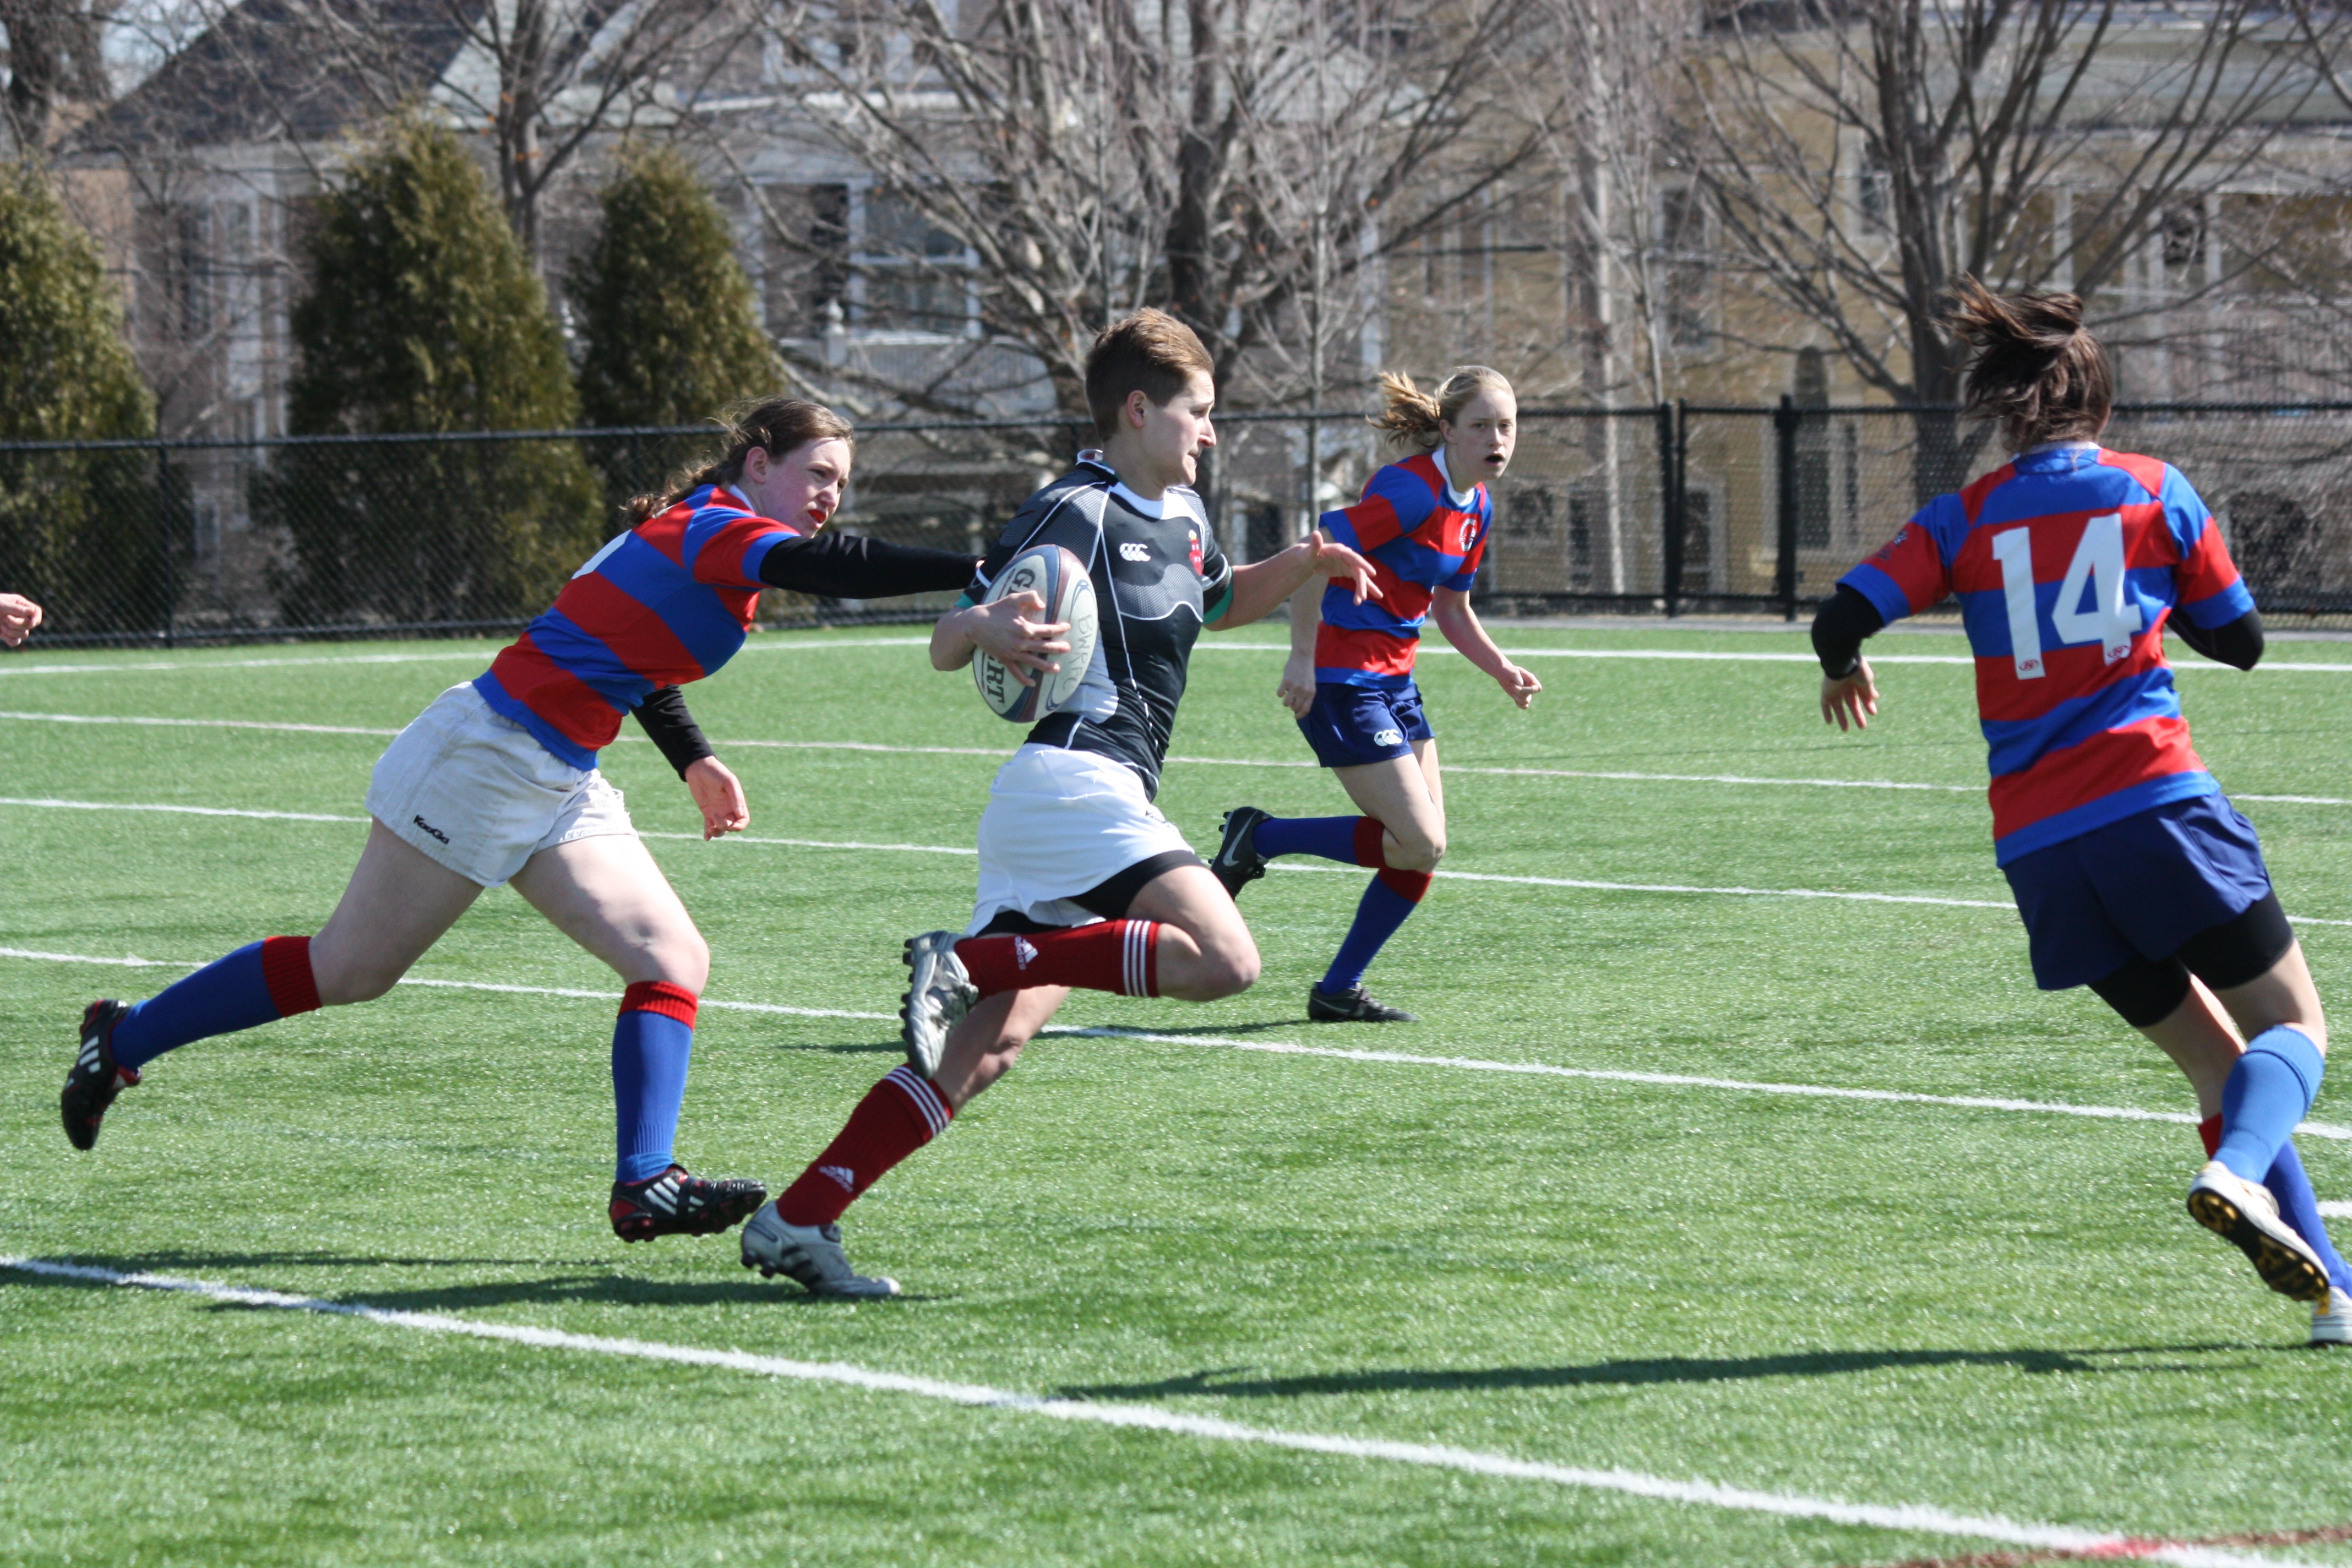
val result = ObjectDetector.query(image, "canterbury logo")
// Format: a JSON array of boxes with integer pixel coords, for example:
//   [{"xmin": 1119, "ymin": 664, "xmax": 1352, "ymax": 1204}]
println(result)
[
  {"xmin": 1119, "ymin": 541, "xmax": 1151, "ymax": 562},
  {"xmin": 1014, "ymin": 937, "xmax": 1039, "ymax": 968},
  {"xmin": 819, "ymin": 1164, "xmax": 858, "ymax": 1192},
  {"xmin": 1373, "ymin": 728, "xmax": 1404, "ymax": 747}
]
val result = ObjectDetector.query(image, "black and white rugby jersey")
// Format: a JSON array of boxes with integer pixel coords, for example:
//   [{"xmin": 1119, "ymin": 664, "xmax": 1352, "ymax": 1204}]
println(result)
[{"xmin": 966, "ymin": 456, "xmax": 1234, "ymax": 799}]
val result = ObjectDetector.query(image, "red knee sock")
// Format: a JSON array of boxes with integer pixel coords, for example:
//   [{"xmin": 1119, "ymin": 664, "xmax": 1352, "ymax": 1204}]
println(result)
[
  {"xmin": 954, "ymin": 921, "xmax": 1161, "ymax": 998},
  {"xmin": 2200, "ymin": 1113, "xmax": 2223, "ymax": 1159},
  {"xmin": 1352, "ymin": 816, "xmax": 1387, "ymax": 868},
  {"xmin": 1377, "ymin": 866, "xmax": 1433, "ymax": 901},
  {"xmin": 260, "ymin": 935, "xmax": 321, "ymax": 1016},
  {"xmin": 776, "ymin": 1066, "xmax": 952, "ymax": 1227}
]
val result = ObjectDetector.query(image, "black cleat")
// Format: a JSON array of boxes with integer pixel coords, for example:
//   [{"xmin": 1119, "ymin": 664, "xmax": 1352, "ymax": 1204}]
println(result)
[
  {"xmin": 1307, "ymin": 986, "xmax": 1418, "ymax": 1023},
  {"xmin": 62, "ymin": 1000, "xmax": 138, "ymax": 1151},
  {"xmin": 609, "ymin": 1166, "xmax": 767, "ymax": 1243},
  {"xmin": 1212, "ymin": 806, "xmax": 1271, "ymax": 899}
]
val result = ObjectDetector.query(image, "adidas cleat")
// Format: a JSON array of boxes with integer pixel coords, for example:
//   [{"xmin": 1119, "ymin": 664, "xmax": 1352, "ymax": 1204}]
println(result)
[
  {"xmin": 741, "ymin": 1202, "xmax": 899, "ymax": 1297},
  {"xmin": 1307, "ymin": 985, "xmax": 1418, "ymax": 1023},
  {"xmin": 2187, "ymin": 1160, "xmax": 2332, "ymax": 1303},
  {"xmin": 62, "ymin": 1000, "xmax": 138, "ymax": 1151},
  {"xmin": 901, "ymin": 930, "xmax": 976, "ymax": 1077},
  {"xmin": 2316, "ymin": 1286, "xmax": 2350, "ymax": 1347},
  {"xmin": 608, "ymin": 1166, "xmax": 767, "ymax": 1243},
  {"xmin": 1210, "ymin": 806, "xmax": 1271, "ymax": 899}
]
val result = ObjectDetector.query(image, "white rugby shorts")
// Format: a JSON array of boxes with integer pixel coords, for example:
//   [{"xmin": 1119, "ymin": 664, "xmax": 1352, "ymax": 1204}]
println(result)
[
  {"xmin": 969, "ymin": 744, "xmax": 1197, "ymax": 932},
  {"xmin": 366, "ymin": 683, "xmax": 635, "ymax": 887}
]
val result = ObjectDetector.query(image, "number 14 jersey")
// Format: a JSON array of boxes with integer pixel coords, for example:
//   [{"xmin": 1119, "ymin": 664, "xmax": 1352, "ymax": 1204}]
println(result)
[{"xmin": 1840, "ymin": 443, "xmax": 2256, "ymax": 865}]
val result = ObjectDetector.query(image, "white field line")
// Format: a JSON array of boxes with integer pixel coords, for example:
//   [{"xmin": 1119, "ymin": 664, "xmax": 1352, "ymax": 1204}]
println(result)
[
  {"xmin": 17, "ymin": 709, "xmax": 2352, "ymax": 809},
  {"xmin": 8, "ymin": 946, "xmax": 2348, "ymax": 1145},
  {"xmin": 17, "ymin": 793, "xmax": 2352, "ymax": 930},
  {"xmin": 0, "ymin": 1255, "xmax": 2311, "ymax": 1568},
  {"xmin": 2324, "ymin": 1202, "xmax": 2352, "ymax": 1218}
]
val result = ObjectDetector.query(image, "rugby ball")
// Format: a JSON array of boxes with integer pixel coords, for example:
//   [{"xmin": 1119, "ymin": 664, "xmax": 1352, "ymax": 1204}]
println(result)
[{"xmin": 973, "ymin": 543, "xmax": 1098, "ymax": 722}]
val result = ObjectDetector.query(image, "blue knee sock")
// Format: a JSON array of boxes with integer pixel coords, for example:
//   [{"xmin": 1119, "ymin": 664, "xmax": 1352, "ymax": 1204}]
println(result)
[
  {"xmin": 112, "ymin": 936, "xmax": 320, "ymax": 1072},
  {"xmin": 2266, "ymin": 1140, "xmax": 2352, "ymax": 1296},
  {"xmin": 1256, "ymin": 815, "xmax": 1372, "ymax": 865},
  {"xmin": 1320, "ymin": 875, "xmax": 1423, "ymax": 995},
  {"xmin": 613, "ymin": 983, "xmax": 698, "ymax": 1184},
  {"xmin": 2215, "ymin": 1026, "xmax": 2326, "ymax": 1182}
]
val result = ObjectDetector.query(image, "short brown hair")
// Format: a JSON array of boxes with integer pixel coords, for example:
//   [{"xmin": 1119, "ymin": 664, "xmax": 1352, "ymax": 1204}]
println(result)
[
  {"xmin": 1085, "ymin": 309, "xmax": 1215, "ymax": 438},
  {"xmin": 626, "ymin": 396, "xmax": 853, "ymax": 524},
  {"xmin": 1940, "ymin": 276, "xmax": 2113, "ymax": 451}
]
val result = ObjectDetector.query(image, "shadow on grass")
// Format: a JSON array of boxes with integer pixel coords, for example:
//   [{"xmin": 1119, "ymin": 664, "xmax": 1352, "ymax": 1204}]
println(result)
[
  {"xmin": 1058, "ymin": 1343, "xmax": 2277, "ymax": 1401},
  {"xmin": 4, "ymin": 1253, "xmax": 942, "ymax": 1309}
]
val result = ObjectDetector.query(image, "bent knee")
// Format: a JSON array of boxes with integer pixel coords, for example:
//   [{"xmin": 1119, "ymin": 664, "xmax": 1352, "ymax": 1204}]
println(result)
[
  {"xmin": 1198, "ymin": 945, "xmax": 1260, "ymax": 999},
  {"xmin": 312, "ymin": 965, "xmax": 401, "ymax": 1006}
]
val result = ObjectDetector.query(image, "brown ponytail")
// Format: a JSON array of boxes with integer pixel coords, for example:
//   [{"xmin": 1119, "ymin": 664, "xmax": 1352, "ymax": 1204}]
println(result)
[
  {"xmin": 1939, "ymin": 276, "xmax": 2112, "ymax": 452},
  {"xmin": 1368, "ymin": 367, "xmax": 1513, "ymax": 463},
  {"xmin": 625, "ymin": 396, "xmax": 856, "ymax": 525}
]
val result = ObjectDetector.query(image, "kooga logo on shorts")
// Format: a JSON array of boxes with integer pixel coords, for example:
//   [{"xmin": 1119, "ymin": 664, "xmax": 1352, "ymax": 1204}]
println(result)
[{"xmin": 412, "ymin": 815, "xmax": 451, "ymax": 845}]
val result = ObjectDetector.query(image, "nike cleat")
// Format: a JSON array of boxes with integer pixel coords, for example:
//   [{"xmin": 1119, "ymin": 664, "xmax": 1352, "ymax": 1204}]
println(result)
[
  {"xmin": 1210, "ymin": 806, "xmax": 1271, "ymax": 899},
  {"xmin": 2315, "ymin": 1286, "xmax": 2350, "ymax": 1347},
  {"xmin": 2187, "ymin": 1160, "xmax": 2332, "ymax": 1303},
  {"xmin": 741, "ymin": 1202, "xmax": 900, "ymax": 1297},
  {"xmin": 608, "ymin": 1166, "xmax": 767, "ymax": 1243},
  {"xmin": 901, "ymin": 930, "xmax": 976, "ymax": 1077},
  {"xmin": 62, "ymin": 1000, "xmax": 139, "ymax": 1151},
  {"xmin": 1307, "ymin": 985, "xmax": 1418, "ymax": 1023}
]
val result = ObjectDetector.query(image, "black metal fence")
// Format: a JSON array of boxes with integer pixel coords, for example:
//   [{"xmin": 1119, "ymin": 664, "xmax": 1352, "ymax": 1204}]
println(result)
[{"xmin": 9, "ymin": 402, "xmax": 2352, "ymax": 646}]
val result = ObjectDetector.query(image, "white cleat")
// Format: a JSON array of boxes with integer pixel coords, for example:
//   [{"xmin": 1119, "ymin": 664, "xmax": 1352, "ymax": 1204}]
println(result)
[
  {"xmin": 2314, "ymin": 1286, "xmax": 2350, "ymax": 1347},
  {"xmin": 900, "ymin": 930, "xmax": 976, "ymax": 1077},
  {"xmin": 741, "ymin": 1202, "xmax": 900, "ymax": 1298},
  {"xmin": 2187, "ymin": 1161, "xmax": 2332, "ymax": 1304}
]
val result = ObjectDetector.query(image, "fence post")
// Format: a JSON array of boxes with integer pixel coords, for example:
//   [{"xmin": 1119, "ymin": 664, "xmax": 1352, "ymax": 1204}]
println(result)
[
  {"xmin": 1657, "ymin": 402, "xmax": 1681, "ymax": 617},
  {"xmin": 1774, "ymin": 394, "xmax": 1799, "ymax": 622},
  {"xmin": 156, "ymin": 439, "xmax": 177, "ymax": 649}
]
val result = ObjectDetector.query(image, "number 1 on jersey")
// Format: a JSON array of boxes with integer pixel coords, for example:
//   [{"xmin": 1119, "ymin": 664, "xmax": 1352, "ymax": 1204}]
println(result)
[{"xmin": 1992, "ymin": 513, "xmax": 2141, "ymax": 681}]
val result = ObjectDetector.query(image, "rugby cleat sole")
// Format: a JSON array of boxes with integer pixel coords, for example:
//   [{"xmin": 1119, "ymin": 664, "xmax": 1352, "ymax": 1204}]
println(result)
[
  {"xmin": 901, "ymin": 930, "xmax": 976, "ymax": 1078},
  {"xmin": 2187, "ymin": 1160, "xmax": 2332, "ymax": 1304}
]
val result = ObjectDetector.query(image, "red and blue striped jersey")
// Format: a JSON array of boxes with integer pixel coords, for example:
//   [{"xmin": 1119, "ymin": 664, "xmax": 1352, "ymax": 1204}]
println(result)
[
  {"xmin": 1839, "ymin": 444, "xmax": 2256, "ymax": 864},
  {"xmin": 474, "ymin": 484, "xmax": 801, "ymax": 767},
  {"xmin": 1314, "ymin": 454, "xmax": 1492, "ymax": 687}
]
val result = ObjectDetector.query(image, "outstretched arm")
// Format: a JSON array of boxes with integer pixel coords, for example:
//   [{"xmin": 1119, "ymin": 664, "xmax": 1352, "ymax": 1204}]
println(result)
[
  {"xmin": 1812, "ymin": 584, "xmax": 1886, "ymax": 732},
  {"xmin": 758, "ymin": 532, "xmax": 978, "ymax": 598},
  {"xmin": 1208, "ymin": 530, "xmax": 1380, "ymax": 631},
  {"xmin": 1430, "ymin": 587, "xmax": 1541, "ymax": 710}
]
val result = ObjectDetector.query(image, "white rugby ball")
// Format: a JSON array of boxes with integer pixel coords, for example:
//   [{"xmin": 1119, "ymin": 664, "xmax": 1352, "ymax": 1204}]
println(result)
[{"xmin": 973, "ymin": 543, "xmax": 1098, "ymax": 722}]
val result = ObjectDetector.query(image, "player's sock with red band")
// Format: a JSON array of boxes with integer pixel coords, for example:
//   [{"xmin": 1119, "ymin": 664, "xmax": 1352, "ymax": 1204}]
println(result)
[
  {"xmin": 2204, "ymin": 1112, "xmax": 2352, "ymax": 1295},
  {"xmin": 110, "ymin": 935, "xmax": 322, "ymax": 1071},
  {"xmin": 777, "ymin": 1066, "xmax": 952, "ymax": 1226},
  {"xmin": 1320, "ymin": 869, "xmax": 1431, "ymax": 994},
  {"xmin": 954, "ymin": 921, "xmax": 1161, "ymax": 997},
  {"xmin": 1253, "ymin": 815, "xmax": 1386, "ymax": 867},
  {"xmin": 612, "ymin": 981, "xmax": 698, "ymax": 1184}
]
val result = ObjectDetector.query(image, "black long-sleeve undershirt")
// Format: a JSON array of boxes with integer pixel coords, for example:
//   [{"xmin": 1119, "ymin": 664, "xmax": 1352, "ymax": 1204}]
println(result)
[
  {"xmin": 756, "ymin": 531, "xmax": 976, "ymax": 598},
  {"xmin": 1809, "ymin": 582, "xmax": 2267, "ymax": 676},
  {"xmin": 635, "ymin": 684, "xmax": 712, "ymax": 777}
]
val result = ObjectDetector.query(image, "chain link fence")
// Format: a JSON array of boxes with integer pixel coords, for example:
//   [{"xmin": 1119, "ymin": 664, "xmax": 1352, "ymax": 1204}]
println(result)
[{"xmin": 8, "ymin": 404, "xmax": 2352, "ymax": 647}]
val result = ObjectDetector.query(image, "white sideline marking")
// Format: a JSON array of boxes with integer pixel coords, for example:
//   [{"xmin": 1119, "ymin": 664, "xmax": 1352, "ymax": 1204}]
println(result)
[
  {"xmin": 16, "ymin": 793, "xmax": 2352, "ymax": 929},
  {"xmin": 10, "ymin": 946, "xmax": 2348, "ymax": 1144},
  {"xmin": 2324, "ymin": 1202, "xmax": 2351, "ymax": 1218},
  {"xmin": 19, "ymin": 708, "xmax": 2352, "ymax": 808},
  {"xmin": 0, "ymin": 1255, "xmax": 2307, "ymax": 1568}
]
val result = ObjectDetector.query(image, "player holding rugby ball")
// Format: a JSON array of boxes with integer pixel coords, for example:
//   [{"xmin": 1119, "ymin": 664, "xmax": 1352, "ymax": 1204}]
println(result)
[{"xmin": 742, "ymin": 309, "xmax": 1381, "ymax": 1295}]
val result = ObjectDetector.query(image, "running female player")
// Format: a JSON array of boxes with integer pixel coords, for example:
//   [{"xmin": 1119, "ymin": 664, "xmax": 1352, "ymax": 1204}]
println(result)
[
  {"xmin": 1206, "ymin": 368, "xmax": 1542, "ymax": 1022},
  {"xmin": 62, "ymin": 398, "xmax": 983, "ymax": 1245},
  {"xmin": 1815, "ymin": 278, "xmax": 2348, "ymax": 1344},
  {"xmin": 739, "ymin": 310, "xmax": 1381, "ymax": 1295}
]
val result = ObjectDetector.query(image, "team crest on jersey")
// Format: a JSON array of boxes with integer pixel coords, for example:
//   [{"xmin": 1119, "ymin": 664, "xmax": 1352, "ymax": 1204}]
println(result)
[
  {"xmin": 1458, "ymin": 516, "xmax": 1479, "ymax": 554},
  {"xmin": 1188, "ymin": 529, "xmax": 1204, "ymax": 574}
]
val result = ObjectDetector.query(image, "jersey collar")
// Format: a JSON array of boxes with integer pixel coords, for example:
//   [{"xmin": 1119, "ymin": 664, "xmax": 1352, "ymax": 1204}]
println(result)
[{"xmin": 1431, "ymin": 447, "xmax": 1477, "ymax": 508}]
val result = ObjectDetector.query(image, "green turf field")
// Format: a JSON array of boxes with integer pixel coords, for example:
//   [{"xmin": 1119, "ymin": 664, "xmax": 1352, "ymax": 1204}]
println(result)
[{"xmin": 4, "ymin": 622, "xmax": 2349, "ymax": 1567}]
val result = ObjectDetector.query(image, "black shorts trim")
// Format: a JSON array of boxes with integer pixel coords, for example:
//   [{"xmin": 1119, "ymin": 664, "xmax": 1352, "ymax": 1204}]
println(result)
[
  {"xmin": 1075, "ymin": 848, "xmax": 1204, "ymax": 920},
  {"xmin": 974, "ymin": 908, "xmax": 1072, "ymax": 937},
  {"xmin": 2088, "ymin": 955, "xmax": 2192, "ymax": 1028},
  {"xmin": 2176, "ymin": 890, "xmax": 2294, "ymax": 991}
]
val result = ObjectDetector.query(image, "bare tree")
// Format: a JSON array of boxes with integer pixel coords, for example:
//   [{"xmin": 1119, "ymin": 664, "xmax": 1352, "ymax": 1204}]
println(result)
[
  {"xmin": 715, "ymin": 0, "xmax": 1549, "ymax": 418},
  {"xmin": 1, "ymin": 0, "xmax": 112, "ymax": 150},
  {"xmin": 1683, "ymin": 0, "xmax": 2335, "ymax": 492}
]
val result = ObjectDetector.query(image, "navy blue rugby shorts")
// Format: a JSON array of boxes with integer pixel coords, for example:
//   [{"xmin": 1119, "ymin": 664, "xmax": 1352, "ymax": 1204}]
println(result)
[
  {"xmin": 1297, "ymin": 679, "xmax": 1435, "ymax": 769},
  {"xmin": 2001, "ymin": 793, "xmax": 2274, "ymax": 990}
]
